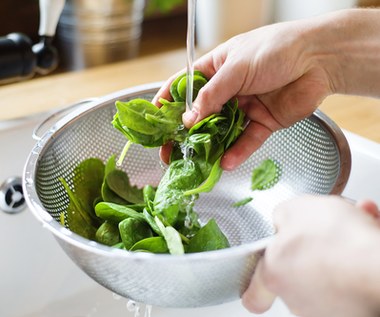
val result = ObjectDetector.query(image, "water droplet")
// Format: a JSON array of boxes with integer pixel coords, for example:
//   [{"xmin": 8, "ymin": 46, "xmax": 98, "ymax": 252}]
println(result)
[
  {"xmin": 60, "ymin": 227, "xmax": 72, "ymax": 236},
  {"xmin": 126, "ymin": 300, "xmax": 142, "ymax": 317},
  {"xmin": 158, "ymin": 160, "xmax": 167, "ymax": 172},
  {"xmin": 144, "ymin": 305, "xmax": 152, "ymax": 317},
  {"xmin": 177, "ymin": 124, "xmax": 185, "ymax": 131},
  {"xmin": 25, "ymin": 177, "xmax": 34, "ymax": 186},
  {"xmin": 126, "ymin": 300, "xmax": 138, "ymax": 312},
  {"xmin": 112, "ymin": 292, "xmax": 122, "ymax": 300}
]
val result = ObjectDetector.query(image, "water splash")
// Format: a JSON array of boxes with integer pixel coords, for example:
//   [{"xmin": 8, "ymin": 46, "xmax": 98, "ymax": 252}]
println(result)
[
  {"xmin": 144, "ymin": 305, "xmax": 152, "ymax": 317},
  {"xmin": 186, "ymin": 0, "xmax": 197, "ymax": 111},
  {"xmin": 184, "ymin": 194, "xmax": 197, "ymax": 229},
  {"xmin": 180, "ymin": 142, "xmax": 194, "ymax": 162},
  {"xmin": 125, "ymin": 300, "xmax": 153, "ymax": 317},
  {"xmin": 127, "ymin": 300, "xmax": 142, "ymax": 317}
]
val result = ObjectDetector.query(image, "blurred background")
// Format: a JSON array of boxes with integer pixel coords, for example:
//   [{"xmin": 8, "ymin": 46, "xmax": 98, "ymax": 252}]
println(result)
[{"xmin": 0, "ymin": 0, "xmax": 378, "ymax": 76}]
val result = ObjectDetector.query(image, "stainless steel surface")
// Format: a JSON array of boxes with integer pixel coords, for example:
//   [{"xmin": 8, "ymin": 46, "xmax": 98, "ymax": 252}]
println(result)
[
  {"xmin": 23, "ymin": 82, "xmax": 351, "ymax": 308},
  {"xmin": 56, "ymin": 0, "xmax": 145, "ymax": 70}
]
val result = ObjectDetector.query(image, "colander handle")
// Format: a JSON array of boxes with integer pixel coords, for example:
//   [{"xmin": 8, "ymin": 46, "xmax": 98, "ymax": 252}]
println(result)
[
  {"xmin": 254, "ymin": 236, "xmax": 275, "ymax": 251},
  {"xmin": 32, "ymin": 98, "xmax": 98, "ymax": 141}
]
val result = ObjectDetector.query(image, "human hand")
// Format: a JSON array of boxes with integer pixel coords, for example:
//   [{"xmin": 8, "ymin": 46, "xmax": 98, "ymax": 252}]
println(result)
[
  {"xmin": 242, "ymin": 195, "xmax": 380, "ymax": 317},
  {"xmin": 155, "ymin": 9, "xmax": 380, "ymax": 170},
  {"xmin": 154, "ymin": 19, "xmax": 335, "ymax": 169}
]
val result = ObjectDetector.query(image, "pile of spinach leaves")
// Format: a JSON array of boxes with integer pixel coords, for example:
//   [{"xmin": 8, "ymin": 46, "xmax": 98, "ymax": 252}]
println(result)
[{"xmin": 60, "ymin": 71, "xmax": 245, "ymax": 254}]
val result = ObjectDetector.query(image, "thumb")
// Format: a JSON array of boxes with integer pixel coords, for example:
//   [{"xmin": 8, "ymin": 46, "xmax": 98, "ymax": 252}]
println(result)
[
  {"xmin": 242, "ymin": 259, "xmax": 276, "ymax": 313},
  {"xmin": 356, "ymin": 199, "xmax": 380, "ymax": 219},
  {"xmin": 182, "ymin": 61, "xmax": 244, "ymax": 128}
]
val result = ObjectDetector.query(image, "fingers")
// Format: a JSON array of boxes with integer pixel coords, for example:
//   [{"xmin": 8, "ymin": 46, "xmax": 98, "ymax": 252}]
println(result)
[
  {"xmin": 159, "ymin": 143, "xmax": 173, "ymax": 165},
  {"xmin": 221, "ymin": 121, "xmax": 272, "ymax": 170},
  {"xmin": 356, "ymin": 199, "xmax": 380, "ymax": 219},
  {"xmin": 242, "ymin": 259, "xmax": 276, "ymax": 313},
  {"xmin": 183, "ymin": 58, "xmax": 245, "ymax": 128}
]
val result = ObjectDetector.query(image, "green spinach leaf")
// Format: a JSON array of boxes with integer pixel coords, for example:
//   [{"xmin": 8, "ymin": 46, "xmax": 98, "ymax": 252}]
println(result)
[
  {"xmin": 186, "ymin": 219, "xmax": 230, "ymax": 253},
  {"xmin": 71, "ymin": 158, "xmax": 105, "ymax": 224},
  {"xmin": 130, "ymin": 236, "xmax": 169, "ymax": 253},
  {"xmin": 95, "ymin": 221, "xmax": 121, "ymax": 246},
  {"xmin": 153, "ymin": 159, "xmax": 203, "ymax": 225},
  {"xmin": 154, "ymin": 216, "xmax": 184, "ymax": 255},
  {"xmin": 119, "ymin": 218, "xmax": 153, "ymax": 250},
  {"xmin": 232, "ymin": 197, "xmax": 253, "ymax": 207},
  {"xmin": 95, "ymin": 202, "xmax": 146, "ymax": 223},
  {"xmin": 106, "ymin": 169, "xmax": 144, "ymax": 204},
  {"xmin": 251, "ymin": 159, "xmax": 280, "ymax": 191}
]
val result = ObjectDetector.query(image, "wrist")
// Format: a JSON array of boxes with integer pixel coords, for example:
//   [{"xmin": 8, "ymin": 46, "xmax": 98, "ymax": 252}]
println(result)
[
  {"xmin": 358, "ymin": 228, "xmax": 380, "ymax": 315},
  {"xmin": 302, "ymin": 8, "xmax": 380, "ymax": 97},
  {"xmin": 335, "ymin": 224, "xmax": 380, "ymax": 316}
]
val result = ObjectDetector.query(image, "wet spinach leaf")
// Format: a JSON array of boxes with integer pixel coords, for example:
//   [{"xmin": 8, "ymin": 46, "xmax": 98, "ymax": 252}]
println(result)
[
  {"xmin": 112, "ymin": 98, "xmax": 186, "ymax": 148},
  {"xmin": 106, "ymin": 169, "xmax": 144, "ymax": 204},
  {"xmin": 95, "ymin": 202, "xmax": 146, "ymax": 223},
  {"xmin": 71, "ymin": 158, "xmax": 105, "ymax": 224},
  {"xmin": 232, "ymin": 159, "xmax": 281, "ymax": 207},
  {"xmin": 95, "ymin": 221, "xmax": 121, "ymax": 246},
  {"xmin": 119, "ymin": 218, "xmax": 153, "ymax": 250},
  {"xmin": 155, "ymin": 216, "xmax": 184, "ymax": 255},
  {"xmin": 186, "ymin": 219, "xmax": 230, "ymax": 253},
  {"xmin": 153, "ymin": 159, "xmax": 203, "ymax": 225},
  {"xmin": 58, "ymin": 158, "xmax": 105, "ymax": 239},
  {"xmin": 232, "ymin": 197, "xmax": 253, "ymax": 207},
  {"xmin": 143, "ymin": 184, "xmax": 156, "ymax": 213},
  {"xmin": 170, "ymin": 70, "xmax": 208, "ymax": 102},
  {"xmin": 101, "ymin": 156, "xmax": 129, "ymax": 205},
  {"xmin": 251, "ymin": 159, "xmax": 280, "ymax": 191},
  {"xmin": 60, "ymin": 177, "xmax": 98, "ymax": 240},
  {"xmin": 130, "ymin": 236, "xmax": 169, "ymax": 253}
]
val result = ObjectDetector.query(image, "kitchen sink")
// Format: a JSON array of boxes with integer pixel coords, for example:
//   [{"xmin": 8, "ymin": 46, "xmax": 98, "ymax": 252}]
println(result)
[{"xmin": 1, "ymin": 112, "xmax": 379, "ymax": 317}]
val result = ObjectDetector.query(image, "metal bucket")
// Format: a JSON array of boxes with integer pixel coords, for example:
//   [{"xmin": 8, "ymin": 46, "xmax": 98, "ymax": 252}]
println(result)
[{"xmin": 56, "ymin": 0, "xmax": 145, "ymax": 70}]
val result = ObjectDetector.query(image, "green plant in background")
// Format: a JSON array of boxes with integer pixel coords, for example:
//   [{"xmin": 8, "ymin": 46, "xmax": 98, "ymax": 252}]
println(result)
[{"xmin": 146, "ymin": 0, "xmax": 185, "ymax": 14}]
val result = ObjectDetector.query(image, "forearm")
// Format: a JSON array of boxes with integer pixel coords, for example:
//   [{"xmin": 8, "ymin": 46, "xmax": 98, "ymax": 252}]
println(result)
[{"xmin": 303, "ymin": 9, "xmax": 380, "ymax": 97}]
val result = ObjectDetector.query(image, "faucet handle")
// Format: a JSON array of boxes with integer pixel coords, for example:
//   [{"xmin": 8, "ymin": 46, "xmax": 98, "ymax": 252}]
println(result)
[
  {"xmin": 38, "ymin": 0, "xmax": 66, "ymax": 37},
  {"xmin": 33, "ymin": 0, "xmax": 66, "ymax": 74}
]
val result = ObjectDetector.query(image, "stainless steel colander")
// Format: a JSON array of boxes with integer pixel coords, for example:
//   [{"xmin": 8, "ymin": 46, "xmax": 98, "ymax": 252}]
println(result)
[{"xmin": 23, "ymin": 82, "xmax": 351, "ymax": 308}]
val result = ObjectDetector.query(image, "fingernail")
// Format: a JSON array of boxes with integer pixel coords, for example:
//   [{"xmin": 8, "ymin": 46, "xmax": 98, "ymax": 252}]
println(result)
[{"xmin": 183, "ymin": 110, "xmax": 198, "ymax": 126}]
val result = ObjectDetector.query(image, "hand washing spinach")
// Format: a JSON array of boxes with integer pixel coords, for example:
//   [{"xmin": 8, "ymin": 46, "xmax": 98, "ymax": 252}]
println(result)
[
  {"xmin": 60, "ymin": 71, "xmax": 244, "ymax": 255},
  {"xmin": 113, "ymin": 71, "xmax": 244, "ymax": 229}
]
